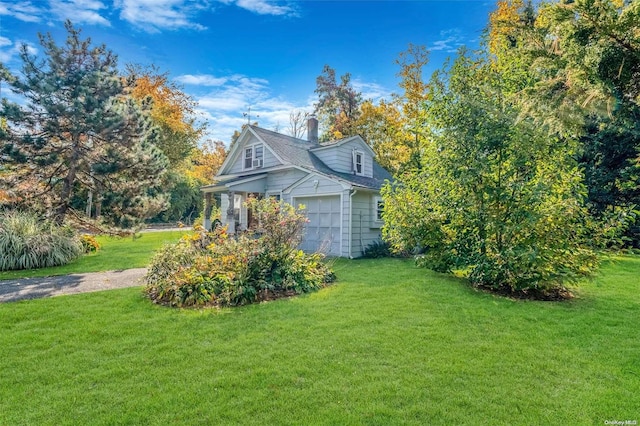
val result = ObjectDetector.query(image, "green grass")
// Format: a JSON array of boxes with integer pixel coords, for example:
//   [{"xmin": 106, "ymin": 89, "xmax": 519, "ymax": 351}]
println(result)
[
  {"xmin": 1, "ymin": 257, "xmax": 638, "ymax": 425},
  {"xmin": 0, "ymin": 230, "xmax": 187, "ymax": 280}
]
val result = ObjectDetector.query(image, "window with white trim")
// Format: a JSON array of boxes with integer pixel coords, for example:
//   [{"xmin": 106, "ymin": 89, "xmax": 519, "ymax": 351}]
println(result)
[
  {"xmin": 353, "ymin": 150, "xmax": 364, "ymax": 176},
  {"xmin": 373, "ymin": 196, "xmax": 384, "ymax": 222},
  {"xmin": 243, "ymin": 143, "xmax": 264, "ymax": 170}
]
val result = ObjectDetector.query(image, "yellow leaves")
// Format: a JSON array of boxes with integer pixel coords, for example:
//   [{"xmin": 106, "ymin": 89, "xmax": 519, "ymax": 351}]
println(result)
[
  {"xmin": 131, "ymin": 74, "xmax": 190, "ymax": 133},
  {"xmin": 488, "ymin": 0, "xmax": 523, "ymax": 56},
  {"xmin": 184, "ymin": 139, "xmax": 227, "ymax": 182},
  {"xmin": 0, "ymin": 190, "xmax": 12, "ymax": 203}
]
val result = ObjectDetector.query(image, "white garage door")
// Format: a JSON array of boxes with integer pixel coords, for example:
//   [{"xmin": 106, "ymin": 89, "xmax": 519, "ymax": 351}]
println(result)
[{"xmin": 295, "ymin": 195, "xmax": 341, "ymax": 256}]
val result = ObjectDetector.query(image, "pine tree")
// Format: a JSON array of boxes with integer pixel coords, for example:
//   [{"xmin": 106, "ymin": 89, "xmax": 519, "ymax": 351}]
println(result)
[{"xmin": 0, "ymin": 21, "xmax": 168, "ymax": 229}]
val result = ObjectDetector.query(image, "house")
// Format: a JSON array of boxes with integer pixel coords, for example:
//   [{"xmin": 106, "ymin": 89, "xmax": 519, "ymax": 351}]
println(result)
[{"xmin": 201, "ymin": 117, "xmax": 392, "ymax": 258}]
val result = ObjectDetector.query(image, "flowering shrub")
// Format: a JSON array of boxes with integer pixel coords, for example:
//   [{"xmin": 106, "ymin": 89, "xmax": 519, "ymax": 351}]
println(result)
[
  {"xmin": 80, "ymin": 234, "xmax": 101, "ymax": 253},
  {"xmin": 144, "ymin": 198, "xmax": 335, "ymax": 307}
]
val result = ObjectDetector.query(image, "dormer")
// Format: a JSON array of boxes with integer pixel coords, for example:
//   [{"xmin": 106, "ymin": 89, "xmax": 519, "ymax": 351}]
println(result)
[{"xmin": 310, "ymin": 136, "xmax": 374, "ymax": 178}]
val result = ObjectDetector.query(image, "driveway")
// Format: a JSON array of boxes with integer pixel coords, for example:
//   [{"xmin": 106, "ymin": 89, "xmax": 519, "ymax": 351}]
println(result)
[{"xmin": 0, "ymin": 268, "xmax": 148, "ymax": 303}]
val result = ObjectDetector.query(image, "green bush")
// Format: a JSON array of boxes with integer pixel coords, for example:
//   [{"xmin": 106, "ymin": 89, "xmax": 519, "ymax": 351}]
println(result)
[
  {"xmin": 144, "ymin": 199, "xmax": 335, "ymax": 308},
  {"xmin": 0, "ymin": 210, "xmax": 83, "ymax": 271},
  {"xmin": 363, "ymin": 240, "xmax": 392, "ymax": 258}
]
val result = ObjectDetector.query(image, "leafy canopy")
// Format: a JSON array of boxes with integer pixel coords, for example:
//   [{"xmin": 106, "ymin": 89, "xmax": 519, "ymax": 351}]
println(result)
[{"xmin": 382, "ymin": 51, "xmax": 598, "ymax": 297}]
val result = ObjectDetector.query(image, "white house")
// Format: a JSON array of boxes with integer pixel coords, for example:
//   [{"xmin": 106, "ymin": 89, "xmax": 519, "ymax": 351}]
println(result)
[{"xmin": 201, "ymin": 118, "xmax": 392, "ymax": 258}]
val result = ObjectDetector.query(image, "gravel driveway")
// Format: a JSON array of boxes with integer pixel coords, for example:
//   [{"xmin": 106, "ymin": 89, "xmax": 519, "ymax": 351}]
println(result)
[{"xmin": 0, "ymin": 268, "xmax": 148, "ymax": 303}]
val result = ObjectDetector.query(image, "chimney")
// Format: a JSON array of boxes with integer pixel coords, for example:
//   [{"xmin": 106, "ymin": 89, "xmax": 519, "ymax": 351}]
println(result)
[{"xmin": 307, "ymin": 116, "xmax": 318, "ymax": 144}]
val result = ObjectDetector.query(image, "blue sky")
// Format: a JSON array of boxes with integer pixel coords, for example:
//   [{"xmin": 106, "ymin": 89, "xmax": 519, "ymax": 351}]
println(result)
[{"xmin": 0, "ymin": 0, "xmax": 495, "ymax": 143}]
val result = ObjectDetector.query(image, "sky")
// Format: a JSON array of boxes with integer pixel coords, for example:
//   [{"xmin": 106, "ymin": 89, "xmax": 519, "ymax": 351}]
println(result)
[{"xmin": 0, "ymin": 0, "xmax": 496, "ymax": 143}]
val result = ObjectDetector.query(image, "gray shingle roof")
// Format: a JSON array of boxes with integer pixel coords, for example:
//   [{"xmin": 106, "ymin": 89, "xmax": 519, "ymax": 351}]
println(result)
[{"xmin": 250, "ymin": 126, "xmax": 392, "ymax": 190}]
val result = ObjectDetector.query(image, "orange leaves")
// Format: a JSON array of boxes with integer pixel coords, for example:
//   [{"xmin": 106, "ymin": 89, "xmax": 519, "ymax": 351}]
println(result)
[
  {"xmin": 185, "ymin": 139, "xmax": 227, "ymax": 183},
  {"xmin": 129, "ymin": 71, "xmax": 196, "ymax": 135}
]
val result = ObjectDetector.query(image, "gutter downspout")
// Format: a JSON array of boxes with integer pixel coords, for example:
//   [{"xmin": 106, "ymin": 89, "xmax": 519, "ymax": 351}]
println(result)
[{"xmin": 348, "ymin": 189, "xmax": 357, "ymax": 259}]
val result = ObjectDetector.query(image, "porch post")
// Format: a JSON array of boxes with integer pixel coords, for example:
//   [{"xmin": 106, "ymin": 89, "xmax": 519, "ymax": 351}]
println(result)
[
  {"xmin": 203, "ymin": 192, "xmax": 212, "ymax": 230},
  {"xmin": 226, "ymin": 191, "xmax": 236, "ymax": 234}
]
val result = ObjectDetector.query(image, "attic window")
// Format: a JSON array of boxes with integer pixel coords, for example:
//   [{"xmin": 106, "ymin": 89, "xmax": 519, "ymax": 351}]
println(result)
[
  {"xmin": 244, "ymin": 144, "xmax": 264, "ymax": 170},
  {"xmin": 353, "ymin": 150, "xmax": 364, "ymax": 176}
]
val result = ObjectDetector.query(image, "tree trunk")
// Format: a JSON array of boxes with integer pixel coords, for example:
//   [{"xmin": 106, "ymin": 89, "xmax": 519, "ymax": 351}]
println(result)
[{"xmin": 55, "ymin": 139, "xmax": 81, "ymax": 224}]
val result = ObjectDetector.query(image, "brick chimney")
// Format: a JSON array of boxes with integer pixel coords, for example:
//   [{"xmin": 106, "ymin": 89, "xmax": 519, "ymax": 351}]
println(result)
[{"xmin": 307, "ymin": 116, "xmax": 319, "ymax": 144}]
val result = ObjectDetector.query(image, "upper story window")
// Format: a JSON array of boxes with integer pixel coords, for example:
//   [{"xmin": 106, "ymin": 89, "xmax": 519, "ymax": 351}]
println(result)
[
  {"xmin": 244, "ymin": 143, "xmax": 264, "ymax": 170},
  {"xmin": 353, "ymin": 150, "xmax": 364, "ymax": 176}
]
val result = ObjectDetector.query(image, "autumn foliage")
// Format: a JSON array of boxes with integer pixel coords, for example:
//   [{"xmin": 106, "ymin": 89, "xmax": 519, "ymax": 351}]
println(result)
[{"xmin": 144, "ymin": 198, "xmax": 334, "ymax": 308}]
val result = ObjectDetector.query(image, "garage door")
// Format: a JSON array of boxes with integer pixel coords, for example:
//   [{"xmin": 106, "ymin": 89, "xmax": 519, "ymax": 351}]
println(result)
[{"xmin": 295, "ymin": 195, "xmax": 341, "ymax": 256}]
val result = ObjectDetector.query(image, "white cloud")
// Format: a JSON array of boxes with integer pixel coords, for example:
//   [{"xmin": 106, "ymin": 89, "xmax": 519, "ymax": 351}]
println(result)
[
  {"xmin": 233, "ymin": 0, "xmax": 296, "ymax": 16},
  {"xmin": 184, "ymin": 72, "xmax": 390, "ymax": 144},
  {"xmin": 175, "ymin": 74, "xmax": 229, "ymax": 86},
  {"xmin": 0, "ymin": 1, "xmax": 42, "ymax": 22},
  {"xmin": 352, "ymin": 80, "xmax": 392, "ymax": 103},
  {"xmin": 430, "ymin": 28, "xmax": 466, "ymax": 53},
  {"xmin": 50, "ymin": 0, "xmax": 110, "ymax": 26},
  {"xmin": 183, "ymin": 72, "xmax": 315, "ymax": 142},
  {"xmin": 1, "ymin": 0, "xmax": 297, "ymax": 37},
  {"xmin": 0, "ymin": 37, "xmax": 37, "ymax": 64},
  {"xmin": 114, "ymin": 0, "xmax": 208, "ymax": 33}
]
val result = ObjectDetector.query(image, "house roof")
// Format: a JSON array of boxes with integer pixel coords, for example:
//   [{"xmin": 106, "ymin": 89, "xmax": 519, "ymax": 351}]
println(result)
[
  {"xmin": 249, "ymin": 126, "xmax": 393, "ymax": 190},
  {"xmin": 201, "ymin": 174, "xmax": 267, "ymax": 192}
]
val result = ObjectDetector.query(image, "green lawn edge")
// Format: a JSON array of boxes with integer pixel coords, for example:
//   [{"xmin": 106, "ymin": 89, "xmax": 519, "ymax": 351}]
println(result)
[
  {"xmin": 0, "ymin": 230, "xmax": 188, "ymax": 280},
  {"xmin": 0, "ymin": 256, "xmax": 638, "ymax": 425}
]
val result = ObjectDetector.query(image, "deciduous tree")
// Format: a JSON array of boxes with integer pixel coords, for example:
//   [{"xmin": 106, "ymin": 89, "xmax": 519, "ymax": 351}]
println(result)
[
  {"xmin": 125, "ymin": 64, "xmax": 204, "ymax": 168},
  {"xmin": 314, "ymin": 65, "xmax": 362, "ymax": 141},
  {"xmin": 383, "ymin": 52, "xmax": 598, "ymax": 298}
]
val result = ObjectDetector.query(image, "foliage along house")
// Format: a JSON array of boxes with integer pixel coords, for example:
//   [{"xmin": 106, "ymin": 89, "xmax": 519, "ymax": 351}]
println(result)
[{"xmin": 202, "ymin": 117, "xmax": 392, "ymax": 257}]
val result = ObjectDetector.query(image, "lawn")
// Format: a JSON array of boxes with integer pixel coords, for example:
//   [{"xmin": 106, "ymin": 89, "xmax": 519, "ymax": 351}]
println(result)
[
  {"xmin": 0, "ymin": 230, "xmax": 188, "ymax": 280},
  {"xmin": 0, "ymin": 256, "xmax": 638, "ymax": 425}
]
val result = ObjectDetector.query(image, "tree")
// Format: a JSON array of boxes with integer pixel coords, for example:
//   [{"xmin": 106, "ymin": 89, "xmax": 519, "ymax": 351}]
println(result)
[
  {"xmin": 125, "ymin": 64, "xmax": 205, "ymax": 168},
  {"xmin": 186, "ymin": 139, "xmax": 227, "ymax": 183},
  {"xmin": 0, "ymin": 21, "xmax": 168, "ymax": 228},
  {"xmin": 536, "ymin": 0, "xmax": 640, "ymax": 111},
  {"xmin": 382, "ymin": 52, "xmax": 598, "ymax": 298},
  {"xmin": 355, "ymin": 99, "xmax": 411, "ymax": 174},
  {"xmin": 351, "ymin": 45, "xmax": 431, "ymax": 175},
  {"xmin": 488, "ymin": 0, "xmax": 640, "ymax": 245},
  {"xmin": 392, "ymin": 44, "xmax": 431, "ymax": 171},
  {"xmin": 288, "ymin": 110, "xmax": 309, "ymax": 139},
  {"xmin": 314, "ymin": 65, "xmax": 362, "ymax": 141}
]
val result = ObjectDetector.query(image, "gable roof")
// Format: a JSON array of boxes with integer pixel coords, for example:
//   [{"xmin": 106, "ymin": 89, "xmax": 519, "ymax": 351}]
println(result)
[
  {"xmin": 220, "ymin": 125, "xmax": 393, "ymax": 191},
  {"xmin": 310, "ymin": 135, "xmax": 376, "ymax": 156}
]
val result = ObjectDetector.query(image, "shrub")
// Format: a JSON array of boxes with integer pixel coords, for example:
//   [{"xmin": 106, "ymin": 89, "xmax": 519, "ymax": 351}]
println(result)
[
  {"xmin": 144, "ymin": 198, "xmax": 335, "ymax": 308},
  {"xmin": 363, "ymin": 240, "xmax": 392, "ymax": 258},
  {"xmin": 80, "ymin": 234, "xmax": 101, "ymax": 253},
  {"xmin": 0, "ymin": 210, "xmax": 83, "ymax": 271}
]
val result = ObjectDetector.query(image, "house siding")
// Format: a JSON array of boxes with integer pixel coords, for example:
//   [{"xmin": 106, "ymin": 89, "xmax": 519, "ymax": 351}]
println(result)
[
  {"xmin": 342, "ymin": 189, "xmax": 352, "ymax": 257},
  {"xmin": 288, "ymin": 175, "xmax": 344, "ymax": 196},
  {"xmin": 313, "ymin": 139, "xmax": 373, "ymax": 178},
  {"xmin": 265, "ymin": 169, "xmax": 308, "ymax": 196},
  {"xmin": 349, "ymin": 192, "xmax": 383, "ymax": 257},
  {"xmin": 227, "ymin": 134, "xmax": 282, "ymax": 175}
]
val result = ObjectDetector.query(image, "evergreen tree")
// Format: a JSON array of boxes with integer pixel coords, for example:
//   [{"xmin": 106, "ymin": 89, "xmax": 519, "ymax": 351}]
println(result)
[{"xmin": 0, "ymin": 21, "xmax": 168, "ymax": 229}]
